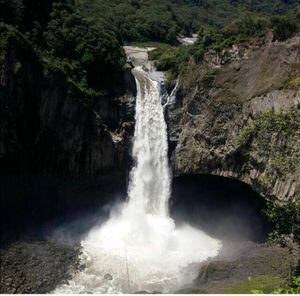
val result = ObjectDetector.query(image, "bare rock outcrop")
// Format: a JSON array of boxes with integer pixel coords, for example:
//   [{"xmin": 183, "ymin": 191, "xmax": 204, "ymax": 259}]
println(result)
[{"xmin": 167, "ymin": 33, "xmax": 300, "ymax": 203}]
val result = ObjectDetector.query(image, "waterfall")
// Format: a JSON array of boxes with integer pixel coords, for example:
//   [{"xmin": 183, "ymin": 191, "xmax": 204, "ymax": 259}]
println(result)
[
  {"xmin": 127, "ymin": 67, "xmax": 170, "ymax": 216},
  {"xmin": 54, "ymin": 67, "xmax": 221, "ymax": 294}
]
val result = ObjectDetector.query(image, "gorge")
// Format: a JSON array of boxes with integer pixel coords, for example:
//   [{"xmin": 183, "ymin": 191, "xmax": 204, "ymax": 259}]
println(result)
[
  {"xmin": 54, "ymin": 63, "xmax": 221, "ymax": 293},
  {"xmin": 0, "ymin": 0, "xmax": 299, "ymax": 294}
]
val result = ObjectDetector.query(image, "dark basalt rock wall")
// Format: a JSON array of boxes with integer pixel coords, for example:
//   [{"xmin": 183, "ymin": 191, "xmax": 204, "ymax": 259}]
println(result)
[
  {"xmin": 0, "ymin": 33, "xmax": 136, "ymax": 242},
  {"xmin": 167, "ymin": 33, "xmax": 300, "ymax": 203}
]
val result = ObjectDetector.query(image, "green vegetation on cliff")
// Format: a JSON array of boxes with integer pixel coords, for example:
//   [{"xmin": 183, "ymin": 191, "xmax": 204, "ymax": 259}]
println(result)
[
  {"xmin": 150, "ymin": 10, "xmax": 299, "ymax": 76},
  {"xmin": 236, "ymin": 107, "xmax": 300, "ymax": 245},
  {"xmin": 264, "ymin": 200, "xmax": 300, "ymax": 245},
  {"xmin": 0, "ymin": 0, "xmax": 126, "ymax": 100},
  {"xmin": 45, "ymin": 1, "xmax": 125, "ymax": 92},
  {"xmin": 237, "ymin": 107, "xmax": 300, "ymax": 180},
  {"xmin": 2, "ymin": 0, "xmax": 299, "ymax": 82}
]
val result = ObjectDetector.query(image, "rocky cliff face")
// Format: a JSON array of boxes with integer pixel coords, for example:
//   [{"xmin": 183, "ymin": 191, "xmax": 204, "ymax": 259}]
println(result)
[
  {"xmin": 167, "ymin": 33, "xmax": 300, "ymax": 203},
  {"xmin": 0, "ymin": 28, "xmax": 136, "ymax": 238}
]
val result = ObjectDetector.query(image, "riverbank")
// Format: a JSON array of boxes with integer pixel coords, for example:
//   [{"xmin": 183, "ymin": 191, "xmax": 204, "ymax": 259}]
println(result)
[
  {"xmin": 0, "ymin": 239, "xmax": 81, "ymax": 293},
  {"xmin": 1, "ymin": 236, "xmax": 298, "ymax": 293},
  {"xmin": 176, "ymin": 240, "xmax": 298, "ymax": 294}
]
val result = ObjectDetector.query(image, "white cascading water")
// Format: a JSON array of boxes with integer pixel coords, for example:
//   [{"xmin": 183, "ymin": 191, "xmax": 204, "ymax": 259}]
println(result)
[{"xmin": 55, "ymin": 66, "xmax": 221, "ymax": 294}]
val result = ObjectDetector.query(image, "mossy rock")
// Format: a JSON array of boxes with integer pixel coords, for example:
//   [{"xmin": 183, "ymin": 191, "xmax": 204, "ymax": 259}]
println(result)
[{"xmin": 288, "ymin": 76, "xmax": 300, "ymax": 89}]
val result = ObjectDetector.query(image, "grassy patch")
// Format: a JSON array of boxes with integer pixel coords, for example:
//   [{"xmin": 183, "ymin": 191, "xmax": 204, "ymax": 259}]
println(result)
[
  {"xmin": 276, "ymin": 276, "xmax": 300, "ymax": 294},
  {"xmin": 223, "ymin": 275, "xmax": 285, "ymax": 294}
]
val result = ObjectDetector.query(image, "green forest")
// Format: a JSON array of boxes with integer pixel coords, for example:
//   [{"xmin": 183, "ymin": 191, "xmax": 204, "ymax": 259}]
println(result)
[
  {"xmin": 1, "ymin": 0, "xmax": 299, "ymax": 96},
  {"xmin": 78, "ymin": 0, "xmax": 299, "ymax": 44}
]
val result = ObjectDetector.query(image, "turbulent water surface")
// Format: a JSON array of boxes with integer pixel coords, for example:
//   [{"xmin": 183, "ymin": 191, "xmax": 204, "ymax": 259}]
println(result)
[{"xmin": 55, "ymin": 66, "xmax": 221, "ymax": 293}]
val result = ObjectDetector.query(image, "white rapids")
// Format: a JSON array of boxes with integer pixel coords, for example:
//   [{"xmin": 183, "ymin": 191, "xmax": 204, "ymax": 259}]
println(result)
[{"xmin": 54, "ymin": 66, "xmax": 221, "ymax": 294}]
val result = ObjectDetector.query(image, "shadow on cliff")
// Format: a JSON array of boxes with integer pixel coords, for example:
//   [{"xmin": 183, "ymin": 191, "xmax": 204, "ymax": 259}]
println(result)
[
  {"xmin": 0, "ymin": 175, "xmax": 127, "ymax": 247},
  {"xmin": 0, "ymin": 31, "xmax": 136, "ymax": 247},
  {"xmin": 170, "ymin": 174, "xmax": 272, "ymax": 243}
]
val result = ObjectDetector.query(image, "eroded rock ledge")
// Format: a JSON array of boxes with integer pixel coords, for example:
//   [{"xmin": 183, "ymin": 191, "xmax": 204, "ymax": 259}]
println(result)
[{"xmin": 167, "ymin": 33, "xmax": 300, "ymax": 203}]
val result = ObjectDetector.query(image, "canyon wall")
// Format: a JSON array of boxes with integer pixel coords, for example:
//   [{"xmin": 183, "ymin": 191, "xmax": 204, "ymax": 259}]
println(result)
[
  {"xmin": 167, "ymin": 33, "xmax": 300, "ymax": 203},
  {"xmin": 0, "ymin": 28, "xmax": 135, "ymax": 237}
]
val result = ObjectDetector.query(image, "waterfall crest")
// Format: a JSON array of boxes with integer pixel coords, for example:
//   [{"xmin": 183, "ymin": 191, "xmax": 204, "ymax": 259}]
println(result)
[{"xmin": 54, "ymin": 67, "xmax": 221, "ymax": 294}]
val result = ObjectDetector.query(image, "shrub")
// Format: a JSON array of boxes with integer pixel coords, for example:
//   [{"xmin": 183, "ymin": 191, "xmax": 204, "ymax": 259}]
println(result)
[
  {"xmin": 271, "ymin": 16, "xmax": 298, "ymax": 41},
  {"xmin": 263, "ymin": 200, "xmax": 300, "ymax": 245}
]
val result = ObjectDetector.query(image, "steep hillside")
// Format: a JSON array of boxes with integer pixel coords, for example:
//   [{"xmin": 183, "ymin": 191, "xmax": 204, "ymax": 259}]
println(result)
[{"xmin": 167, "ymin": 32, "xmax": 300, "ymax": 244}]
